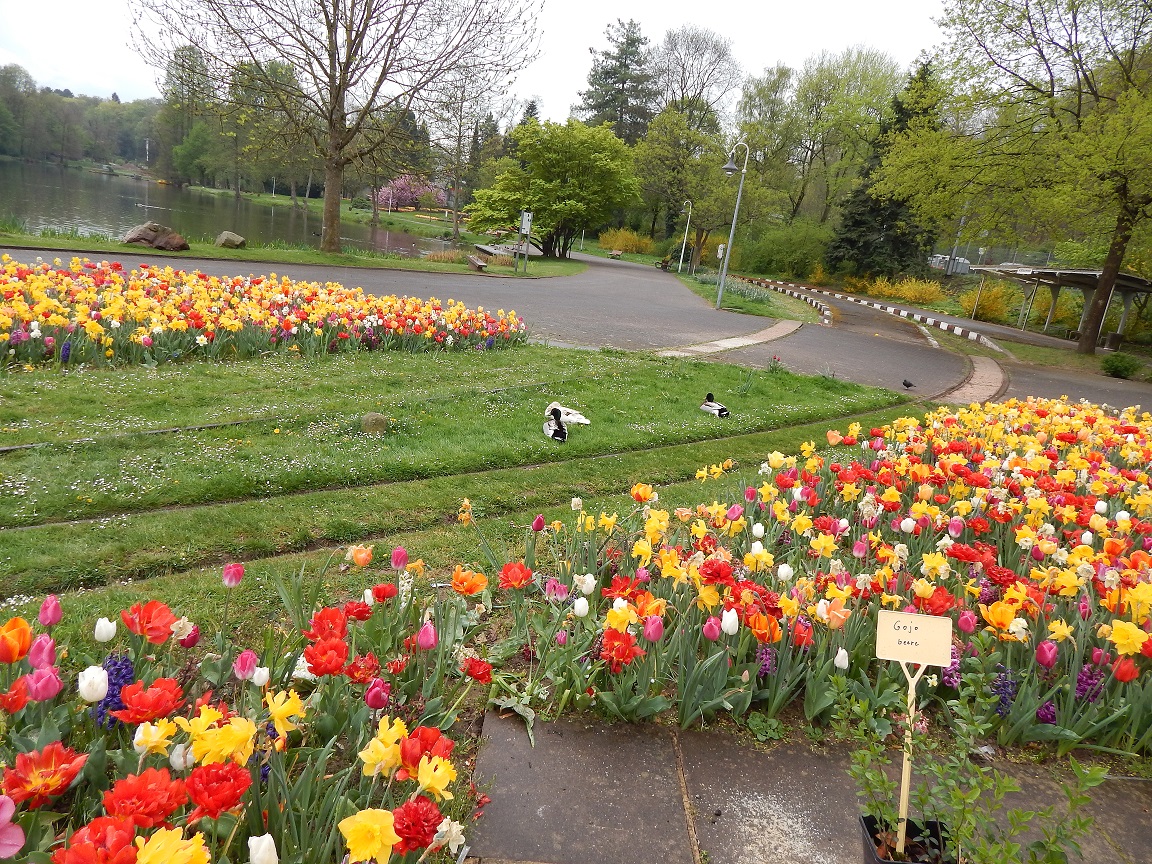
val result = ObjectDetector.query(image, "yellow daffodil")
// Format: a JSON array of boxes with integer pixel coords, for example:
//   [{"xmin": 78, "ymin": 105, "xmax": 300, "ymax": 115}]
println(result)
[
  {"xmin": 605, "ymin": 605, "xmax": 638, "ymax": 632},
  {"xmin": 339, "ymin": 809, "xmax": 401, "ymax": 863},
  {"xmin": 417, "ymin": 755, "xmax": 457, "ymax": 801},
  {"xmin": 194, "ymin": 716, "xmax": 257, "ymax": 765},
  {"xmin": 1047, "ymin": 618, "xmax": 1074, "ymax": 642},
  {"xmin": 133, "ymin": 719, "xmax": 177, "ymax": 756},
  {"xmin": 1109, "ymin": 619, "xmax": 1149, "ymax": 656},
  {"xmin": 266, "ymin": 689, "xmax": 307, "ymax": 740},
  {"xmin": 135, "ymin": 829, "xmax": 210, "ymax": 864},
  {"xmin": 631, "ymin": 539, "xmax": 653, "ymax": 568}
]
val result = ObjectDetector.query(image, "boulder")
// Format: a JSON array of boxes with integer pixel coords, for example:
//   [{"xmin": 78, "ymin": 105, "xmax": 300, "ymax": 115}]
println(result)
[
  {"xmin": 123, "ymin": 221, "xmax": 191, "ymax": 251},
  {"xmin": 361, "ymin": 412, "xmax": 390, "ymax": 434},
  {"xmin": 216, "ymin": 230, "xmax": 246, "ymax": 249}
]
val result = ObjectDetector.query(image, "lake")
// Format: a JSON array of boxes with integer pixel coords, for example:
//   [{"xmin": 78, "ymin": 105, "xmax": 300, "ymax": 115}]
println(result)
[{"xmin": 0, "ymin": 161, "xmax": 447, "ymax": 257}]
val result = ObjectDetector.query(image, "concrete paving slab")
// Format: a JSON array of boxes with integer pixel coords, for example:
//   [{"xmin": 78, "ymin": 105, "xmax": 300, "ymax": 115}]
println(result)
[
  {"xmin": 940, "ymin": 355, "xmax": 1006, "ymax": 405},
  {"xmin": 679, "ymin": 733, "xmax": 859, "ymax": 864},
  {"xmin": 469, "ymin": 713, "xmax": 694, "ymax": 864}
]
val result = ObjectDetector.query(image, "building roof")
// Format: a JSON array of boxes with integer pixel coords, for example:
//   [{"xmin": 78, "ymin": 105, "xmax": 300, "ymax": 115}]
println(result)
[{"xmin": 971, "ymin": 266, "xmax": 1152, "ymax": 294}]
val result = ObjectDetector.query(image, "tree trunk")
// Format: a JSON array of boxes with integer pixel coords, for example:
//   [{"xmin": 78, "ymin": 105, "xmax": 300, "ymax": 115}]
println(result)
[
  {"xmin": 290, "ymin": 178, "xmax": 298, "ymax": 208},
  {"xmin": 691, "ymin": 227, "xmax": 711, "ymax": 272},
  {"xmin": 1076, "ymin": 201, "xmax": 1137, "ymax": 355},
  {"xmin": 321, "ymin": 159, "xmax": 343, "ymax": 253}
]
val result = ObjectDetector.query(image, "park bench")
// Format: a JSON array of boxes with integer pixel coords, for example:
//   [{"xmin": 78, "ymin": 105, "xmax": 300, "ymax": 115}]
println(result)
[
  {"xmin": 608, "ymin": 250, "xmax": 623, "ymax": 259},
  {"xmin": 467, "ymin": 255, "xmax": 488, "ymax": 272},
  {"xmin": 655, "ymin": 258, "xmax": 671, "ymax": 271}
]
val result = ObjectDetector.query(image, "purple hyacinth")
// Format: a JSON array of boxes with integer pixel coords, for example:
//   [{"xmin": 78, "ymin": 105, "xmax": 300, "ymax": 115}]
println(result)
[
  {"xmin": 991, "ymin": 667, "xmax": 1017, "ymax": 717},
  {"xmin": 1036, "ymin": 701, "xmax": 1057, "ymax": 724},
  {"xmin": 1075, "ymin": 664, "xmax": 1105, "ymax": 703},
  {"xmin": 60, "ymin": 341, "xmax": 71, "ymax": 364},
  {"xmin": 756, "ymin": 645, "xmax": 777, "ymax": 677},
  {"xmin": 90, "ymin": 652, "xmax": 135, "ymax": 728},
  {"xmin": 484, "ymin": 335, "xmax": 495, "ymax": 349},
  {"xmin": 977, "ymin": 581, "xmax": 1001, "ymax": 605},
  {"xmin": 941, "ymin": 644, "xmax": 961, "ymax": 688}
]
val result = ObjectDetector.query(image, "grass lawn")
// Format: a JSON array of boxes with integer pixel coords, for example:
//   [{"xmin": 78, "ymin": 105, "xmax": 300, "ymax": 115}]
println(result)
[
  {"xmin": 0, "ymin": 344, "xmax": 904, "ymax": 600},
  {"xmin": 678, "ymin": 274, "xmax": 822, "ymax": 323},
  {"xmin": 931, "ymin": 327, "xmax": 1152, "ymax": 381}
]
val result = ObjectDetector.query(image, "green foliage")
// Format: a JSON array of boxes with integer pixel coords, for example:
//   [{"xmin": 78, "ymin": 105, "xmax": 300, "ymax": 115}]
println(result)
[
  {"xmin": 1102, "ymin": 352, "xmax": 1143, "ymax": 379},
  {"xmin": 465, "ymin": 119, "xmax": 640, "ymax": 258},
  {"xmin": 738, "ymin": 220, "xmax": 832, "ymax": 279},
  {"xmin": 575, "ymin": 19, "xmax": 657, "ymax": 145}
]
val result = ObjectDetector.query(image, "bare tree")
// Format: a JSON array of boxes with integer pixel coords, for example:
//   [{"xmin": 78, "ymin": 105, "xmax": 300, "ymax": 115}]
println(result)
[
  {"xmin": 653, "ymin": 25, "xmax": 744, "ymax": 132},
  {"xmin": 131, "ymin": 0, "xmax": 539, "ymax": 251}
]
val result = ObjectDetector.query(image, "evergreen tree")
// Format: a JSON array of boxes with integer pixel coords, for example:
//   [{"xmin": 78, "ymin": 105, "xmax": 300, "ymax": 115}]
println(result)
[
  {"xmin": 825, "ymin": 62, "xmax": 939, "ymax": 277},
  {"xmin": 576, "ymin": 19, "xmax": 657, "ymax": 145}
]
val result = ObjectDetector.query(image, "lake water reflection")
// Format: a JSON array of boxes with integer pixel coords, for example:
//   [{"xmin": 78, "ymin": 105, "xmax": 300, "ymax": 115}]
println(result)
[{"xmin": 0, "ymin": 161, "xmax": 446, "ymax": 257}]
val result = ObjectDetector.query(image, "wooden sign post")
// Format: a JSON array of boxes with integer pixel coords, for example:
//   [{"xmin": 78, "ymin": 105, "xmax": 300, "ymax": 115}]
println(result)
[{"xmin": 875, "ymin": 610, "xmax": 954, "ymax": 855}]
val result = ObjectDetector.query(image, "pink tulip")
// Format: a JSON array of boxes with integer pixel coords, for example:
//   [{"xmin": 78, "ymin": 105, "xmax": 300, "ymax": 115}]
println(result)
[
  {"xmin": 1079, "ymin": 595, "xmax": 1091, "ymax": 620},
  {"xmin": 957, "ymin": 610, "xmax": 978, "ymax": 634},
  {"xmin": 726, "ymin": 504, "xmax": 743, "ymax": 522},
  {"xmin": 179, "ymin": 624, "xmax": 201, "ymax": 649},
  {"xmin": 391, "ymin": 546, "xmax": 409, "ymax": 571},
  {"xmin": 233, "ymin": 649, "xmax": 258, "ymax": 681},
  {"xmin": 744, "ymin": 486, "xmax": 757, "ymax": 502},
  {"xmin": 141, "ymin": 335, "xmax": 153, "ymax": 348},
  {"xmin": 531, "ymin": 514, "xmax": 546, "ymax": 532},
  {"xmin": 1036, "ymin": 641, "xmax": 1058, "ymax": 669},
  {"xmin": 25, "ymin": 667, "xmax": 63, "ymax": 702},
  {"xmin": 555, "ymin": 630, "xmax": 568, "ymax": 646},
  {"xmin": 222, "ymin": 563, "xmax": 244, "ymax": 588},
  {"xmin": 852, "ymin": 539, "xmax": 868, "ymax": 559},
  {"xmin": 38, "ymin": 595, "xmax": 62, "ymax": 628},
  {"xmin": 636, "ymin": 567, "xmax": 650, "ymax": 583},
  {"xmin": 545, "ymin": 578, "xmax": 569, "ymax": 602},
  {"xmin": 364, "ymin": 678, "xmax": 391, "ymax": 710},
  {"xmin": 1031, "ymin": 545, "xmax": 1046, "ymax": 561},
  {"xmin": 0, "ymin": 795, "xmax": 25, "ymax": 860},
  {"xmin": 703, "ymin": 616, "xmax": 721, "ymax": 641},
  {"xmin": 1091, "ymin": 648, "xmax": 1109, "ymax": 666},
  {"xmin": 948, "ymin": 516, "xmax": 965, "ymax": 539},
  {"xmin": 643, "ymin": 616, "xmax": 664, "ymax": 642},
  {"xmin": 28, "ymin": 635, "xmax": 56, "ymax": 670},
  {"xmin": 416, "ymin": 621, "xmax": 438, "ymax": 650}
]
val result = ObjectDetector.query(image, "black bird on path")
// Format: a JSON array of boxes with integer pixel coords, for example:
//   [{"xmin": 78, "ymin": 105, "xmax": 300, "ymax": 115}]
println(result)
[{"xmin": 902, "ymin": 379, "xmax": 915, "ymax": 389}]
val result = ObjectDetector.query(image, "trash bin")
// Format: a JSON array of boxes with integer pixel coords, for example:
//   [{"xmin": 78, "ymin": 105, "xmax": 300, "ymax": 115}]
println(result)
[{"xmin": 1103, "ymin": 332, "xmax": 1124, "ymax": 351}]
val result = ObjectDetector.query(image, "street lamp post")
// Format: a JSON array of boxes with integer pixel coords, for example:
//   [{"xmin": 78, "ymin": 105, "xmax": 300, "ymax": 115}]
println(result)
[
  {"xmin": 715, "ymin": 141, "xmax": 749, "ymax": 310},
  {"xmin": 677, "ymin": 200, "xmax": 693, "ymax": 273}
]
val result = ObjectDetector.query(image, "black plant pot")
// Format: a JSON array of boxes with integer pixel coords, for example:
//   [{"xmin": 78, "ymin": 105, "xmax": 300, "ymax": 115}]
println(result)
[{"xmin": 860, "ymin": 814, "xmax": 950, "ymax": 863}]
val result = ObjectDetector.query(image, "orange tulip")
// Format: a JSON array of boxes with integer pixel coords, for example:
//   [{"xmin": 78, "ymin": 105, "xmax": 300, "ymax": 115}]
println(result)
[
  {"xmin": 630, "ymin": 483, "xmax": 655, "ymax": 503},
  {"xmin": 347, "ymin": 544, "xmax": 374, "ymax": 567},
  {"xmin": 450, "ymin": 566, "xmax": 487, "ymax": 596},
  {"xmin": 0, "ymin": 617, "xmax": 32, "ymax": 664},
  {"xmin": 825, "ymin": 597, "xmax": 851, "ymax": 630},
  {"xmin": 825, "ymin": 430, "xmax": 843, "ymax": 446},
  {"xmin": 748, "ymin": 612, "xmax": 782, "ymax": 644}
]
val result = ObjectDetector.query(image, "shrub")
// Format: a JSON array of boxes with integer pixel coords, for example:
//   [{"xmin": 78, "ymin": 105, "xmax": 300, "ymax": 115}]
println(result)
[
  {"xmin": 807, "ymin": 262, "xmax": 827, "ymax": 285},
  {"xmin": 958, "ymin": 280, "xmax": 1016, "ymax": 323},
  {"xmin": 598, "ymin": 227, "xmax": 655, "ymax": 254},
  {"xmin": 350, "ymin": 197, "xmax": 372, "ymax": 210},
  {"xmin": 739, "ymin": 220, "xmax": 832, "ymax": 279},
  {"xmin": 1102, "ymin": 352, "xmax": 1143, "ymax": 379},
  {"xmin": 890, "ymin": 277, "xmax": 946, "ymax": 305},
  {"xmin": 424, "ymin": 249, "xmax": 469, "ymax": 264},
  {"xmin": 1028, "ymin": 289, "xmax": 1082, "ymax": 331},
  {"xmin": 488, "ymin": 254, "xmax": 514, "ymax": 267}
]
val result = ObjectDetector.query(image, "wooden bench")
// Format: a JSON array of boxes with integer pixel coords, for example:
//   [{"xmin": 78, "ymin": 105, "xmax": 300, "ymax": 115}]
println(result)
[
  {"xmin": 467, "ymin": 255, "xmax": 488, "ymax": 272},
  {"xmin": 608, "ymin": 250, "xmax": 623, "ymax": 259}
]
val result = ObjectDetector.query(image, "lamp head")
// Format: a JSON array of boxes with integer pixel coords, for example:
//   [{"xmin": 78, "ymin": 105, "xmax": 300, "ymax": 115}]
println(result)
[{"xmin": 722, "ymin": 155, "xmax": 739, "ymax": 176}]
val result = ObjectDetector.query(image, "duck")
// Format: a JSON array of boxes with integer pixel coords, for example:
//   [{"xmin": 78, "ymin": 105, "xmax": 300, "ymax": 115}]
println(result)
[
  {"xmin": 543, "ymin": 406, "xmax": 567, "ymax": 442},
  {"xmin": 544, "ymin": 402, "xmax": 591, "ymax": 425},
  {"xmin": 700, "ymin": 393, "xmax": 730, "ymax": 418}
]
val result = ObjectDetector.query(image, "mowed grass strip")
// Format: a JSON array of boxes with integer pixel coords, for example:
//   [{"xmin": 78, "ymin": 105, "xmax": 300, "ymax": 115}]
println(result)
[
  {"xmin": 0, "ymin": 346, "xmax": 897, "ymax": 528},
  {"xmin": 0, "ymin": 404, "xmax": 915, "ymax": 643},
  {"xmin": 0, "ymin": 404, "xmax": 913, "ymax": 599}
]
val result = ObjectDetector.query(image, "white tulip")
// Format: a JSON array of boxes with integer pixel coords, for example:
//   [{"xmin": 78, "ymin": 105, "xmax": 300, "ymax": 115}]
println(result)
[
  {"xmin": 251, "ymin": 666, "xmax": 270, "ymax": 687},
  {"xmin": 752, "ymin": 523, "xmax": 765, "ymax": 539},
  {"xmin": 573, "ymin": 573, "xmax": 597, "ymax": 596},
  {"xmin": 1082, "ymin": 531, "xmax": 1094, "ymax": 546},
  {"xmin": 777, "ymin": 563, "xmax": 794, "ymax": 581},
  {"xmin": 750, "ymin": 541, "xmax": 764, "ymax": 555},
  {"xmin": 1095, "ymin": 500, "xmax": 1108, "ymax": 514},
  {"xmin": 248, "ymin": 834, "xmax": 279, "ymax": 864},
  {"xmin": 571, "ymin": 497, "xmax": 583, "ymax": 511},
  {"xmin": 169, "ymin": 742, "xmax": 194, "ymax": 772},
  {"xmin": 834, "ymin": 648, "xmax": 850, "ymax": 670},
  {"xmin": 363, "ymin": 588, "xmax": 376, "ymax": 606},
  {"xmin": 721, "ymin": 608, "xmax": 739, "ymax": 635},
  {"xmin": 94, "ymin": 617, "xmax": 117, "ymax": 643},
  {"xmin": 900, "ymin": 517, "xmax": 916, "ymax": 533},
  {"xmin": 292, "ymin": 654, "xmax": 317, "ymax": 682},
  {"xmin": 1117, "ymin": 510, "xmax": 1131, "ymax": 522},
  {"xmin": 573, "ymin": 597, "xmax": 589, "ymax": 618},
  {"xmin": 612, "ymin": 597, "xmax": 628, "ymax": 611},
  {"xmin": 77, "ymin": 666, "xmax": 109, "ymax": 702}
]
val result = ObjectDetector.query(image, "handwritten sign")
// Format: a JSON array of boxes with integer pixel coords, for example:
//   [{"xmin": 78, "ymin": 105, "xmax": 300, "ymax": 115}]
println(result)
[{"xmin": 875, "ymin": 610, "xmax": 953, "ymax": 667}]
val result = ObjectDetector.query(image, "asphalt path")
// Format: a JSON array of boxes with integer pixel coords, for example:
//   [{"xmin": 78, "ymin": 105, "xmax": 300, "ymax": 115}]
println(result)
[{"xmin": 7, "ymin": 244, "xmax": 1152, "ymax": 407}]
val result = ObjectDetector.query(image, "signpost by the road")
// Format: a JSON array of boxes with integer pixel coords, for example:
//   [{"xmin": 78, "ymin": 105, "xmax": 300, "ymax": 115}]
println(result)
[
  {"xmin": 515, "ymin": 210, "xmax": 533, "ymax": 274},
  {"xmin": 875, "ymin": 610, "xmax": 953, "ymax": 856}
]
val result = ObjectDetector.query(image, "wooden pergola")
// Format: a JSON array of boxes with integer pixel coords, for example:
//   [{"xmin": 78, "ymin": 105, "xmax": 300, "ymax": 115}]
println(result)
[{"xmin": 971, "ymin": 265, "xmax": 1152, "ymax": 340}]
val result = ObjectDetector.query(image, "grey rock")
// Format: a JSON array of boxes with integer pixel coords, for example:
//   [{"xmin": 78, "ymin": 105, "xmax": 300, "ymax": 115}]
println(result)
[
  {"xmin": 123, "ymin": 221, "xmax": 190, "ymax": 251},
  {"xmin": 361, "ymin": 412, "xmax": 390, "ymax": 434},
  {"xmin": 216, "ymin": 231, "xmax": 246, "ymax": 249}
]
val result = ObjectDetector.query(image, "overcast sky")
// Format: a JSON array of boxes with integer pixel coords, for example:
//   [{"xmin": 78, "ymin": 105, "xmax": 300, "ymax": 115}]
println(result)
[{"xmin": 0, "ymin": 0, "xmax": 945, "ymax": 121}]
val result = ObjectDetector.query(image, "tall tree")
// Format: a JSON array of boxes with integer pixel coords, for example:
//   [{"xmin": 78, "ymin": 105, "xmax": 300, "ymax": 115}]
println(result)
[
  {"xmin": 825, "ymin": 62, "xmax": 940, "ymax": 277},
  {"xmin": 632, "ymin": 108, "xmax": 699, "ymax": 238},
  {"xmin": 466, "ymin": 119, "xmax": 639, "ymax": 257},
  {"xmin": 652, "ymin": 25, "xmax": 743, "ymax": 132},
  {"xmin": 133, "ymin": 0, "xmax": 539, "ymax": 251},
  {"xmin": 576, "ymin": 19, "xmax": 658, "ymax": 145}
]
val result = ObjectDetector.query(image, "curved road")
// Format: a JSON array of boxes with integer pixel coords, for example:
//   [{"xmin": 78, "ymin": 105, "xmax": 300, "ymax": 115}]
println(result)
[{"xmin": 5, "ymin": 244, "xmax": 1152, "ymax": 408}]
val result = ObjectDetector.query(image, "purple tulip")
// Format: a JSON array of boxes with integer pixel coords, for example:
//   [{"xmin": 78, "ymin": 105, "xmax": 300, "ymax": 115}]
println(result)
[
  {"xmin": 416, "ymin": 621, "xmax": 438, "ymax": 650},
  {"xmin": 1036, "ymin": 640, "xmax": 1058, "ymax": 669},
  {"xmin": 221, "ymin": 563, "xmax": 245, "ymax": 588},
  {"xmin": 531, "ymin": 514, "xmax": 546, "ymax": 532},
  {"xmin": 38, "ymin": 595, "xmax": 62, "ymax": 628},
  {"xmin": 957, "ymin": 610, "xmax": 978, "ymax": 634},
  {"xmin": 364, "ymin": 678, "xmax": 391, "ymax": 710},
  {"xmin": 25, "ymin": 667, "xmax": 63, "ymax": 702},
  {"xmin": 643, "ymin": 616, "xmax": 664, "ymax": 642},
  {"xmin": 233, "ymin": 649, "xmax": 259, "ymax": 681},
  {"xmin": 703, "ymin": 616, "xmax": 721, "ymax": 641},
  {"xmin": 28, "ymin": 635, "xmax": 56, "ymax": 670},
  {"xmin": 391, "ymin": 546, "xmax": 409, "ymax": 571}
]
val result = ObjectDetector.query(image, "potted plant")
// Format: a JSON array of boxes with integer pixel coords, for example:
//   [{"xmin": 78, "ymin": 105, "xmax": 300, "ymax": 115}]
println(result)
[{"xmin": 834, "ymin": 671, "xmax": 1106, "ymax": 864}]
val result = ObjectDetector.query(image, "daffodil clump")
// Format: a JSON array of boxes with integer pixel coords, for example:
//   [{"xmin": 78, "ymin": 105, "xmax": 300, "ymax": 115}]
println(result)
[
  {"xmin": 0, "ymin": 254, "xmax": 526, "ymax": 369},
  {"xmin": 479, "ymin": 397, "xmax": 1152, "ymax": 750}
]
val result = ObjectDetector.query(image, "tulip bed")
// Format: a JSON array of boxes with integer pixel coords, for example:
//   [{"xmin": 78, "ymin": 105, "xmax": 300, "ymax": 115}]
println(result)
[
  {"xmin": 0, "ymin": 255, "xmax": 526, "ymax": 369},
  {"xmin": 4, "ymin": 395, "xmax": 1152, "ymax": 861}
]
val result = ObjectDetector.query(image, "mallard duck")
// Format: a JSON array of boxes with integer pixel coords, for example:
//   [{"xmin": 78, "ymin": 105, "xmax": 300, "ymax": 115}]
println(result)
[
  {"xmin": 700, "ymin": 393, "xmax": 730, "ymax": 418},
  {"xmin": 543, "ymin": 406, "xmax": 567, "ymax": 442},
  {"xmin": 544, "ymin": 402, "xmax": 591, "ymax": 425}
]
